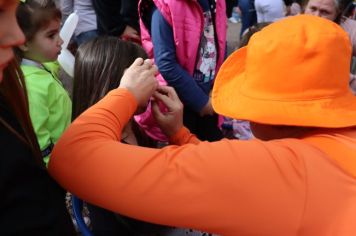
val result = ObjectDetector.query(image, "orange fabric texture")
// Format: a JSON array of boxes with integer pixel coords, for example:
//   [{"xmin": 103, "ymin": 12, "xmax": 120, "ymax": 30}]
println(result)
[
  {"xmin": 49, "ymin": 88, "xmax": 356, "ymax": 236},
  {"xmin": 169, "ymin": 126, "xmax": 200, "ymax": 145},
  {"xmin": 212, "ymin": 15, "xmax": 356, "ymax": 127}
]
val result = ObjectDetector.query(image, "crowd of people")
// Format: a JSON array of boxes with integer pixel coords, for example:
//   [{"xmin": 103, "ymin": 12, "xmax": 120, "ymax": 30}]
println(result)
[{"xmin": 1, "ymin": 0, "xmax": 356, "ymax": 235}]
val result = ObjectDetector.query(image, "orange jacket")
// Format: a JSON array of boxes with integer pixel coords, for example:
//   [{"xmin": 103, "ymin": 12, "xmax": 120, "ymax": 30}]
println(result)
[{"xmin": 49, "ymin": 88, "xmax": 356, "ymax": 236}]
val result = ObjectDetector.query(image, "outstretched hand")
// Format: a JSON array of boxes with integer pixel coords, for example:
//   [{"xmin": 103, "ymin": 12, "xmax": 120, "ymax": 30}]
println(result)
[
  {"xmin": 152, "ymin": 86, "xmax": 184, "ymax": 137},
  {"xmin": 119, "ymin": 58, "xmax": 158, "ymax": 108}
]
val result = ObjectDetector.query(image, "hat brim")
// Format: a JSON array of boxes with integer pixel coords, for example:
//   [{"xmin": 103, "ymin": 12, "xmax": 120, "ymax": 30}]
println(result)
[{"xmin": 212, "ymin": 48, "xmax": 356, "ymax": 128}]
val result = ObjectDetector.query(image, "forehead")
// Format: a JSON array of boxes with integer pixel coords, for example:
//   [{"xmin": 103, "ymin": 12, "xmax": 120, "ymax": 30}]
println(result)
[
  {"xmin": 307, "ymin": 0, "xmax": 336, "ymax": 9},
  {"xmin": 38, "ymin": 18, "xmax": 61, "ymax": 32},
  {"xmin": 46, "ymin": 19, "xmax": 61, "ymax": 28}
]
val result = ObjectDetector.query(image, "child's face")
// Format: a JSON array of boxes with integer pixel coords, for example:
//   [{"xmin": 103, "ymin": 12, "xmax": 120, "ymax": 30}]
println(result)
[
  {"xmin": 0, "ymin": 0, "xmax": 25, "ymax": 82},
  {"xmin": 23, "ymin": 19, "xmax": 63, "ymax": 63}
]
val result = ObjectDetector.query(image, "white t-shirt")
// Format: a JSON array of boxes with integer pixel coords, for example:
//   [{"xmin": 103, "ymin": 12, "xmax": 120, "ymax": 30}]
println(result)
[
  {"xmin": 255, "ymin": 0, "xmax": 285, "ymax": 23},
  {"xmin": 60, "ymin": 0, "xmax": 97, "ymax": 36}
]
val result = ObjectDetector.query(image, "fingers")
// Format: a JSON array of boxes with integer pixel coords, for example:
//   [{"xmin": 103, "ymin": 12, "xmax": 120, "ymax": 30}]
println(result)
[
  {"xmin": 144, "ymin": 58, "xmax": 153, "ymax": 66},
  {"xmin": 142, "ymin": 59, "xmax": 155, "ymax": 71},
  {"xmin": 153, "ymin": 91, "xmax": 174, "ymax": 110},
  {"xmin": 156, "ymin": 86, "xmax": 180, "ymax": 100},
  {"xmin": 152, "ymin": 88, "xmax": 183, "ymax": 137},
  {"xmin": 152, "ymin": 100, "xmax": 164, "ymax": 120},
  {"xmin": 130, "ymin": 58, "xmax": 154, "ymax": 69},
  {"xmin": 153, "ymin": 88, "xmax": 182, "ymax": 112},
  {"xmin": 131, "ymin": 57, "xmax": 144, "ymax": 67},
  {"xmin": 134, "ymin": 58, "xmax": 157, "ymax": 75}
]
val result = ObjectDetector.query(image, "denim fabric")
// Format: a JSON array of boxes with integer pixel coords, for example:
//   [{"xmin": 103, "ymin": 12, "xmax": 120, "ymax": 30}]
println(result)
[{"xmin": 238, "ymin": 0, "xmax": 257, "ymax": 37}]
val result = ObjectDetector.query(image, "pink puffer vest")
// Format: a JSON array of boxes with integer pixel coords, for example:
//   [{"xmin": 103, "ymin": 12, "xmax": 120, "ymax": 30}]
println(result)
[{"xmin": 135, "ymin": 0, "xmax": 226, "ymax": 141}]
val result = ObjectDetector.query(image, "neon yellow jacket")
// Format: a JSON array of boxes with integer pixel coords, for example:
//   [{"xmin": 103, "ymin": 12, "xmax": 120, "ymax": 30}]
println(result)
[{"xmin": 21, "ymin": 61, "xmax": 72, "ymax": 164}]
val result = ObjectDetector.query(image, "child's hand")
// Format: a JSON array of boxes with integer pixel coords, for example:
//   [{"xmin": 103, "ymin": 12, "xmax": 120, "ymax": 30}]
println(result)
[
  {"xmin": 152, "ymin": 86, "xmax": 184, "ymax": 137},
  {"xmin": 119, "ymin": 58, "xmax": 158, "ymax": 107}
]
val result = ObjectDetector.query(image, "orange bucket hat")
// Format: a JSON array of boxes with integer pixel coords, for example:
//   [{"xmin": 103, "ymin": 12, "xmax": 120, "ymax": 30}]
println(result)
[{"xmin": 212, "ymin": 15, "xmax": 356, "ymax": 128}]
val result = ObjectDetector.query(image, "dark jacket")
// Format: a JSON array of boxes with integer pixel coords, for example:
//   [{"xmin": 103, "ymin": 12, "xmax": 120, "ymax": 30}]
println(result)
[
  {"xmin": 91, "ymin": 0, "xmax": 140, "ymax": 36},
  {"xmin": 0, "ymin": 99, "xmax": 75, "ymax": 236}
]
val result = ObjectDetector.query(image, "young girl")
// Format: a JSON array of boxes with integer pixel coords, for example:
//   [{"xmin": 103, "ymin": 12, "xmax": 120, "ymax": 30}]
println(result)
[
  {"xmin": 0, "ymin": 0, "xmax": 75, "ymax": 234},
  {"xmin": 16, "ymin": 0, "xmax": 72, "ymax": 164},
  {"xmin": 73, "ymin": 36, "xmax": 214, "ymax": 236}
]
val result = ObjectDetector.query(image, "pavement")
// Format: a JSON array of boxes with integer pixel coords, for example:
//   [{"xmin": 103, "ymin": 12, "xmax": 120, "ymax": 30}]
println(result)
[{"xmin": 226, "ymin": 21, "xmax": 241, "ymax": 56}]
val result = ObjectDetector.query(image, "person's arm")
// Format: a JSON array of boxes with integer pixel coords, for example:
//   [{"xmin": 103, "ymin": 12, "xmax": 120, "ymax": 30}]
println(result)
[
  {"xmin": 151, "ymin": 9, "xmax": 210, "ymax": 113},
  {"xmin": 169, "ymin": 126, "xmax": 200, "ymax": 145},
  {"xmin": 49, "ymin": 91, "xmax": 307, "ymax": 235},
  {"xmin": 91, "ymin": 0, "xmax": 126, "ymax": 36}
]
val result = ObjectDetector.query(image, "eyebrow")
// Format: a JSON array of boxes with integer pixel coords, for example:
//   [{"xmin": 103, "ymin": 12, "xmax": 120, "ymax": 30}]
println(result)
[{"xmin": 45, "ymin": 29, "xmax": 59, "ymax": 35}]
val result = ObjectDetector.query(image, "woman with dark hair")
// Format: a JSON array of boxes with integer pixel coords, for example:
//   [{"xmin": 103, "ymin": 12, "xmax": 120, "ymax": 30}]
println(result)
[
  {"xmin": 73, "ymin": 36, "xmax": 158, "ymax": 236},
  {"xmin": 73, "ymin": 37, "xmax": 149, "ymax": 120},
  {"xmin": 0, "ymin": 0, "xmax": 75, "ymax": 234},
  {"xmin": 73, "ymin": 36, "xmax": 211, "ymax": 235}
]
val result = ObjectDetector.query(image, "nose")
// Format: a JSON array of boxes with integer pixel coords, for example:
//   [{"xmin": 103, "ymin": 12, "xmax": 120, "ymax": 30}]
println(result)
[
  {"xmin": 57, "ymin": 34, "xmax": 64, "ymax": 47},
  {"xmin": 1, "ymin": 15, "xmax": 25, "ymax": 48}
]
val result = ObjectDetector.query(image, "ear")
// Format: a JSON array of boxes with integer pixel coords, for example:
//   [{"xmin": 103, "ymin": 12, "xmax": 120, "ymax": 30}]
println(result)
[{"xmin": 18, "ymin": 43, "xmax": 29, "ymax": 52}]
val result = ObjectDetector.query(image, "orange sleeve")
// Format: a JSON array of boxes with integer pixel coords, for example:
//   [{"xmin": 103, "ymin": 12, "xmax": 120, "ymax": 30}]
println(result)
[
  {"xmin": 169, "ymin": 126, "xmax": 200, "ymax": 145},
  {"xmin": 49, "ymin": 88, "xmax": 308, "ymax": 235}
]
